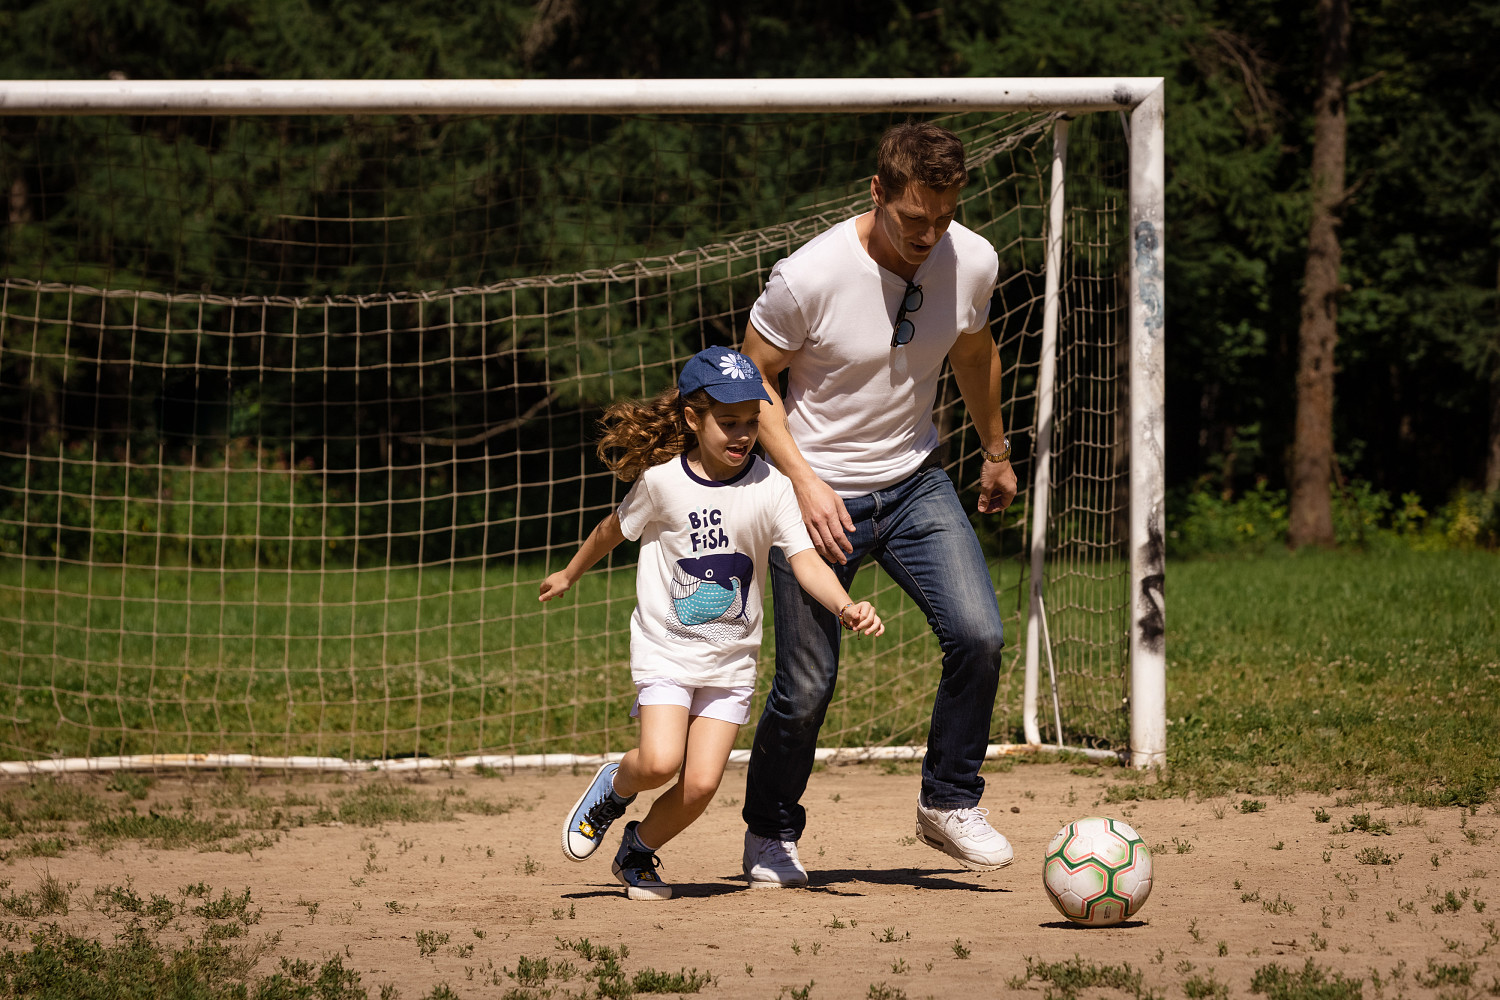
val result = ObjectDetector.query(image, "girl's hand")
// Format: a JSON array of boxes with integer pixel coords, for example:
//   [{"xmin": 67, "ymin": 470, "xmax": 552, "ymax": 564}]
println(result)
[
  {"xmin": 839, "ymin": 601, "xmax": 884, "ymax": 637},
  {"xmin": 539, "ymin": 572, "xmax": 573, "ymax": 602}
]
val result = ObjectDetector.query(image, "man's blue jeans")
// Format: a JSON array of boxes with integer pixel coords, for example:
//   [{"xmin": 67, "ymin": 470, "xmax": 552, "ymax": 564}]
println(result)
[{"xmin": 742, "ymin": 464, "xmax": 1004, "ymax": 842}]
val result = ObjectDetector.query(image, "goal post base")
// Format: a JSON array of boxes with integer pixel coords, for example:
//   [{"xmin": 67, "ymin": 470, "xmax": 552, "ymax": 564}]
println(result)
[{"xmin": 0, "ymin": 742, "xmax": 1127, "ymax": 778}]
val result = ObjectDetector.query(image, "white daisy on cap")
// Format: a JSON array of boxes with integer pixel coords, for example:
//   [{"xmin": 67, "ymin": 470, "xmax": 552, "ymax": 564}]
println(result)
[{"xmin": 719, "ymin": 352, "xmax": 755, "ymax": 381}]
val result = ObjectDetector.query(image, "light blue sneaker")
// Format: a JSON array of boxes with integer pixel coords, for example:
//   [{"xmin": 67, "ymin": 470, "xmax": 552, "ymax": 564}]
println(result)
[
  {"xmin": 561, "ymin": 762, "xmax": 635, "ymax": 862},
  {"xmin": 612, "ymin": 821, "xmax": 672, "ymax": 901}
]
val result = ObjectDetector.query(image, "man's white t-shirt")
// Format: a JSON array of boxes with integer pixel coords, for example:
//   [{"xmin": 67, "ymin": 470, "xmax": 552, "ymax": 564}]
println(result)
[
  {"xmin": 616, "ymin": 454, "xmax": 814, "ymax": 688},
  {"xmin": 748, "ymin": 217, "xmax": 999, "ymax": 496}
]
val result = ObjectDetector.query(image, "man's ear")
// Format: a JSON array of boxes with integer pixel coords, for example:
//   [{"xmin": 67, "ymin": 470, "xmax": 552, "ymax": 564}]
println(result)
[{"xmin": 870, "ymin": 174, "xmax": 885, "ymax": 207}]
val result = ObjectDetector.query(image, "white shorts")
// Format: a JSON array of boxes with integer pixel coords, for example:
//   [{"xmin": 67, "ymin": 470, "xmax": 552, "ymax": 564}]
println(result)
[{"xmin": 630, "ymin": 678, "xmax": 754, "ymax": 725}]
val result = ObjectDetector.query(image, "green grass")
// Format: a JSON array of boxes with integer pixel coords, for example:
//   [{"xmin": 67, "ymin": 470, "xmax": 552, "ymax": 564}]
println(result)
[
  {"xmin": 1151, "ymin": 548, "xmax": 1500, "ymax": 804},
  {"xmin": 0, "ymin": 554, "xmax": 995, "ymax": 760},
  {"xmin": 0, "ymin": 881, "xmax": 368, "ymax": 1000},
  {"xmin": 333, "ymin": 782, "xmax": 520, "ymax": 826},
  {"xmin": 2, "ymin": 548, "xmax": 1497, "ymax": 806},
  {"xmin": 1249, "ymin": 958, "xmax": 1363, "ymax": 1000},
  {"xmin": 81, "ymin": 811, "xmax": 241, "ymax": 851},
  {"xmin": 1007, "ymin": 955, "xmax": 1155, "ymax": 1000}
]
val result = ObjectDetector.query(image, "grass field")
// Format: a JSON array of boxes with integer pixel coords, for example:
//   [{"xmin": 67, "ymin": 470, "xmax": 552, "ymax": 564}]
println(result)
[
  {"xmin": 3, "ymin": 548, "xmax": 1497, "ymax": 806},
  {"xmin": 0, "ymin": 554, "xmax": 980, "ymax": 762},
  {"xmin": 1160, "ymin": 547, "xmax": 1499, "ymax": 806}
]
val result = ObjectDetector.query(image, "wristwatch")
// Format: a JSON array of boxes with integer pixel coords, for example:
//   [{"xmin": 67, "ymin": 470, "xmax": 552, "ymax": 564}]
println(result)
[{"xmin": 981, "ymin": 437, "xmax": 1012, "ymax": 463}]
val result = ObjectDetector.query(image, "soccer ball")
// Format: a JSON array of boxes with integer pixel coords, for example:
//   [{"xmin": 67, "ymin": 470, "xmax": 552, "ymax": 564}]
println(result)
[{"xmin": 1043, "ymin": 816, "xmax": 1153, "ymax": 926}]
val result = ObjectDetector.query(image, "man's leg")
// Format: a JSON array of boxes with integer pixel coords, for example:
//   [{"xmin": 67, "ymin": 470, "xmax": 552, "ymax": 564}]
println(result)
[
  {"xmin": 742, "ymin": 545, "xmax": 854, "ymax": 842},
  {"xmin": 871, "ymin": 467, "xmax": 1012, "ymax": 869}
]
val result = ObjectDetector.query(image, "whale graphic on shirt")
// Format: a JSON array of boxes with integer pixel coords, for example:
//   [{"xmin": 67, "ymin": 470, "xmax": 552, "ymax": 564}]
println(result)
[{"xmin": 668, "ymin": 552, "xmax": 755, "ymax": 627}]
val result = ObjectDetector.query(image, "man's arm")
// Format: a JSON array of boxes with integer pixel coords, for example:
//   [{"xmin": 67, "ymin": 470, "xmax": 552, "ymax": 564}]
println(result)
[
  {"xmin": 740, "ymin": 323, "xmax": 856, "ymax": 563},
  {"xmin": 948, "ymin": 322, "xmax": 1018, "ymax": 514}
]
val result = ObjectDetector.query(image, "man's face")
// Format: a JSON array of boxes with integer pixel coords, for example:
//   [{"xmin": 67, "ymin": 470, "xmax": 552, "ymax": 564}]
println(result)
[{"xmin": 872, "ymin": 178, "xmax": 960, "ymax": 268}]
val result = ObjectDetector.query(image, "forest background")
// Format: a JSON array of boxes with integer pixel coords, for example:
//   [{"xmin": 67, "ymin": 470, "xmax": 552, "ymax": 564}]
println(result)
[{"xmin": 1, "ymin": 0, "xmax": 1497, "ymax": 555}]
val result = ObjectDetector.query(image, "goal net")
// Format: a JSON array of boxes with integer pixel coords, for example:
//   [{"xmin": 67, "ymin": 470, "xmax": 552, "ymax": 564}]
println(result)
[{"xmin": 0, "ymin": 79, "xmax": 1165, "ymax": 771}]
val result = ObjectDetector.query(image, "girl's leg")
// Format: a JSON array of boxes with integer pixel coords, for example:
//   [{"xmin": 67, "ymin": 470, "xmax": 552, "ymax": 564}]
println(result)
[
  {"xmin": 613, "ymin": 704, "xmax": 690, "ymax": 799},
  {"xmin": 636, "ymin": 715, "xmax": 740, "ymax": 849}
]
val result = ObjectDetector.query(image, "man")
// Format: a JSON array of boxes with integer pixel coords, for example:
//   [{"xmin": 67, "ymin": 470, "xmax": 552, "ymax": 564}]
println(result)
[{"xmin": 739, "ymin": 120, "xmax": 1018, "ymax": 886}]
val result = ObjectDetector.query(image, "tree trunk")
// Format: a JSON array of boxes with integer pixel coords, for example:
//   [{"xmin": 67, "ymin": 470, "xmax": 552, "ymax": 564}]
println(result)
[
  {"xmin": 1489, "ymin": 260, "xmax": 1500, "ymax": 494},
  {"xmin": 8, "ymin": 176, "xmax": 31, "ymax": 225},
  {"xmin": 1287, "ymin": 0, "xmax": 1350, "ymax": 548},
  {"xmin": 1487, "ymin": 369, "xmax": 1500, "ymax": 494}
]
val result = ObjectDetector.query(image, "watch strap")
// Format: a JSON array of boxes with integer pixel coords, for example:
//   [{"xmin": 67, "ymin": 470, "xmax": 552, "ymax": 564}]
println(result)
[{"xmin": 981, "ymin": 437, "xmax": 1012, "ymax": 463}]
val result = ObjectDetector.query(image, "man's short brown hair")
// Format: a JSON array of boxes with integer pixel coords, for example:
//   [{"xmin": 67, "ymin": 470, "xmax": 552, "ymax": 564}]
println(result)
[{"xmin": 876, "ymin": 121, "xmax": 967, "ymax": 199}]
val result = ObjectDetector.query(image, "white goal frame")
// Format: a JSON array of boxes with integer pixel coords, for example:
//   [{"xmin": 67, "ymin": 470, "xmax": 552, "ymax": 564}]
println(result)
[{"xmin": 0, "ymin": 76, "xmax": 1166, "ymax": 771}]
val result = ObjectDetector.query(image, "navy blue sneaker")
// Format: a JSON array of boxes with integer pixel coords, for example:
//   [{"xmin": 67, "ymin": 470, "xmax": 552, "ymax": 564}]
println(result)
[
  {"xmin": 561, "ymin": 762, "xmax": 635, "ymax": 862},
  {"xmin": 612, "ymin": 822, "xmax": 672, "ymax": 900}
]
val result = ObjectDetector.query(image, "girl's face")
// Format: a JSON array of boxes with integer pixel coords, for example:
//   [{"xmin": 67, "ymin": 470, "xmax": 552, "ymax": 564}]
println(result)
[{"xmin": 685, "ymin": 400, "xmax": 761, "ymax": 480}]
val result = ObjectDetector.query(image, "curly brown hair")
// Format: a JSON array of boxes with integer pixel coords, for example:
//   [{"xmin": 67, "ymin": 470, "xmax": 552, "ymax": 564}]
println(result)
[{"xmin": 596, "ymin": 387, "xmax": 715, "ymax": 482}]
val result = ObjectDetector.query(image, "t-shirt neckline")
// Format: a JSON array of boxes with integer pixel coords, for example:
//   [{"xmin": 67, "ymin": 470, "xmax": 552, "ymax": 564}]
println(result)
[
  {"xmin": 681, "ymin": 452, "xmax": 756, "ymax": 487},
  {"xmin": 844, "ymin": 215, "xmax": 938, "ymax": 286}
]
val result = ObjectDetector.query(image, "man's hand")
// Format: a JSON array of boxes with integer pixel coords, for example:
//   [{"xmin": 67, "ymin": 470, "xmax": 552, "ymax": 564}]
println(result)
[
  {"xmin": 794, "ymin": 476, "xmax": 856, "ymax": 564},
  {"xmin": 976, "ymin": 459, "xmax": 1017, "ymax": 514}
]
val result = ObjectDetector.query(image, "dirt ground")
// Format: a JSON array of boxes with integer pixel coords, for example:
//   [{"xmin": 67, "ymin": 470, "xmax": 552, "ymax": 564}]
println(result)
[{"xmin": 5, "ymin": 760, "xmax": 1498, "ymax": 999}]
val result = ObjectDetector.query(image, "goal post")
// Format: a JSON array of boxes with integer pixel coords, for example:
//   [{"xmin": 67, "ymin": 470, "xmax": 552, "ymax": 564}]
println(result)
[{"xmin": 0, "ymin": 77, "xmax": 1165, "ymax": 773}]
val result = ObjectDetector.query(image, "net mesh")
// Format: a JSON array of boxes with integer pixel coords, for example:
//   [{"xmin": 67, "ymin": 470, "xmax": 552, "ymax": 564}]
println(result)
[{"xmin": 0, "ymin": 109, "xmax": 1128, "ymax": 763}]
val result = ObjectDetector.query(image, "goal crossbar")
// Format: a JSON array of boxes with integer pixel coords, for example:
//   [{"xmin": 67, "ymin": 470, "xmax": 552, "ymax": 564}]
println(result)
[{"xmin": 1, "ymin": 77, "xmax": 1162, "ymax": 116}]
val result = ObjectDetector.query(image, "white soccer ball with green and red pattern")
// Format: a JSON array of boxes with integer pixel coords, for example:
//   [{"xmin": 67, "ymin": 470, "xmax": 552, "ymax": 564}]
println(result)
[{"xmin": 1043, "ymin": 816, "xmax": 1153, "ymax": 926}]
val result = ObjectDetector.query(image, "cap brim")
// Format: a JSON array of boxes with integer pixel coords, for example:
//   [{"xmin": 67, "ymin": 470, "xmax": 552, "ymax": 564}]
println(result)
[{"xmin": 703, "ymin": 382, "xmax": 772, "ymax": 404}]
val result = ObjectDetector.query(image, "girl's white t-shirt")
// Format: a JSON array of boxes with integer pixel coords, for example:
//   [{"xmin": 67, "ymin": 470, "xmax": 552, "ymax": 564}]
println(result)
[
  {"xmin": 616, "ymin": 454, "xmax": 814, "ymax": 687},
  {"xmin": 748, "ymin": 217, "xmax": 999, "ymax": 496}
]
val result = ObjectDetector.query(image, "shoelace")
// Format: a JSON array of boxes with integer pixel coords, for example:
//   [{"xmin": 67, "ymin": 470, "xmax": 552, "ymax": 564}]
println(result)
[
  {"xmin": 754, "ymin": 838, "xmax": 801, "ymax": 866},
  {"xmin": 949, "ymin": 807, "xmax": 993, "ymax": 836},
  {"xmin": 619, "ymin": 848, "xmax": 664, "ymax": 882},
  {"xmin": 580, "ymin": 795, "xmax": 627, "ymax": 835}
]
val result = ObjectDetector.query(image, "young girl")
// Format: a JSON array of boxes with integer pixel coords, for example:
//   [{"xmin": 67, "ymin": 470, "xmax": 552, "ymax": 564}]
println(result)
[{"xmin": 539, "ymin": 346, "xmax": 883, "ymax": 900}]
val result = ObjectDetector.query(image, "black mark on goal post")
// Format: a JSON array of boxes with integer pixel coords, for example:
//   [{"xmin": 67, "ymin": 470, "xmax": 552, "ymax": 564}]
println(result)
[{"xmin": 1137, "ymin": 525, "xmax": 1164, "ymax": 653}]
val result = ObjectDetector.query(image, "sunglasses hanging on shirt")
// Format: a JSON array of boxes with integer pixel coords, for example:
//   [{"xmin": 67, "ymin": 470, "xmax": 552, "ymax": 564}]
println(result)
[{"xmin": 890, "ymin": 281, "xmax": 923, "ymax": 347}]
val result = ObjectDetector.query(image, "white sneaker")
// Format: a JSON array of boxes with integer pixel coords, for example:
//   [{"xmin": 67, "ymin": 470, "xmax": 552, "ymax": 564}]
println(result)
[
  {"xmin": 743, "ymin": 831, "xmax": 809, "ymax": 887},
  {"xmin": 914, "ymin": 800, "xmax": 1015, "ymax": 871}
]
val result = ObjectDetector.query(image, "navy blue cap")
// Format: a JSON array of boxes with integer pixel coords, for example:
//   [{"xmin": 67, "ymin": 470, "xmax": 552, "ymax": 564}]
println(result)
[{"xmin": 677, "ymin": 348, "xmax": 772, "ymax": 404}]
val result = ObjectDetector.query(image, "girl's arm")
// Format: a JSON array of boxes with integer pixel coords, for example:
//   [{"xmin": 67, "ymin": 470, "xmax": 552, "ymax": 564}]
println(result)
[
  {"xmin": 539, "ymin": 512, "xmax": 626, "ymax": 602},
  {"xmin": 786, "ymin": 548, "xmax": 884, "ymax": 636}
]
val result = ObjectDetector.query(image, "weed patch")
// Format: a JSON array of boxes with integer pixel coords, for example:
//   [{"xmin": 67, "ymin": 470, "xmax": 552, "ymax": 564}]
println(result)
[
  {"xmin": 333, "ymin": 783, "xmax": 522, "ymax": 827},
  {"xmin": 4, "ymin": 873, "xmax": 73, "ymax": 920},
  {"xmin": 83, "ymin": 809, "xmax": 239, "ymax": 849},
  {"xmin": 1250, "ymin": 958, "xmax": 1363, "ymax": 1000},
  {"xmin": 1414, "ymin": 959, "xmax": 1475, "ymax": 989},
  {"xmin": 0, "ymin": 779, "xmax": 106, "ymax": 837},
  {"xmin": 0, "ymin": 886, "xmax": 343, "ymax": 999},
  {"xmin": 105, "ymin": 773, "xmax": 155, "ymax": 800},
  {"xmin": 1010, "ymin": 955, "xmax": 1156, "ymax": 1000},
  {"xmin": 630, "ymin": 967, "xmax": 715, "ymax": 993},
  {"xmin": 1183, "ymin": 970, "xmax": 1230, "ymax": 1000}
]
